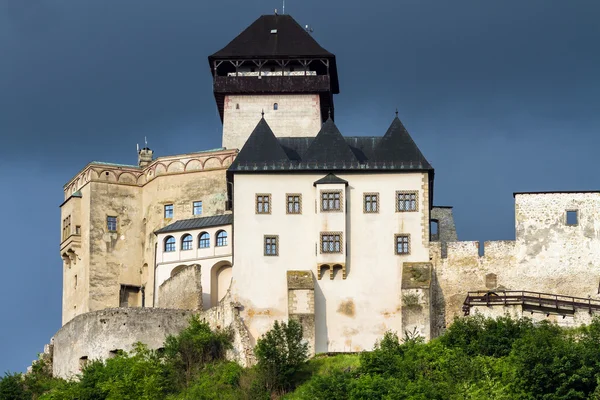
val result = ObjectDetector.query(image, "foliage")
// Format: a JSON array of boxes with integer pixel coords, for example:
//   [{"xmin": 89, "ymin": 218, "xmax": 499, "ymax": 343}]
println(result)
[
  {"xmin": 163, "ymin": 315, "xmax": 233, "ymax": 387},
  {"xmin": 254, "ymin": 319, "xmax": 309, "ymax": 395},
  {"xmin": 9, "ymin": 315, "xmax": 600, "ymax": 399}
]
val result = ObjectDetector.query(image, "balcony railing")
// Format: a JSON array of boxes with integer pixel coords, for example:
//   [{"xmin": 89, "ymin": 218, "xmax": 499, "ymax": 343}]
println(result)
[
  {"xmin": 462, "ymin": 290, "xmax": 600, "ymax": 316},
  {"xmin": 213, "ymin": 75, "xmax": 331, "ymax": 94}
]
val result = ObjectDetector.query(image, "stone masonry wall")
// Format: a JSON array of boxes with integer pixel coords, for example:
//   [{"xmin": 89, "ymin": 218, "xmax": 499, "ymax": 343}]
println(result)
[
  {"xmin": 158, "ymin": 264, "xmax": 202, "ymax": 310},
  {"xmin": 287, "ymin": 271, "xmax": 316, "ymax": 356}
]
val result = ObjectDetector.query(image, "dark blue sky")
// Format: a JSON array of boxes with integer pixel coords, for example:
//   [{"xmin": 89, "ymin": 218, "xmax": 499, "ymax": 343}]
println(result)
[{"xmin": 1, "ymin": 0, "xmax": 599, "ymax": 373}]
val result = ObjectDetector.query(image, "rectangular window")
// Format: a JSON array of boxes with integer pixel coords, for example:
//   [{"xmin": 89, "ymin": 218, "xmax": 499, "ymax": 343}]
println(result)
[
  {"xmin": 264, "ymin": 235, "xmax": 279, "ymax": 256},
  {"xmin": 164, "ymin": 204, "xmax": 174, "ymax": 219},
  {"xmin": 62, "ymin": 215, "xmax": 71, "ymax": 240},
  {"xmin": 107, "ymin": 216, "xmax": 117, "ymax": 232},
  {"xmin": 396, "ymin": 191, "xmax": 418, "ymax": 212},
  {"xmin": 321, "ymin": 191, "xmax": 342, "ymax": 212},
  {"xmin": 75, "ymin": 225, "xmax": 81, "ymax": 235},
  {"xmin": 256, "ymin": 194, "xmax": 271, "ymax": 214},
  {"xmin": 321, "ymin": 232, "xmax": 342, "ymax": 253},
  {"xmin": 364, "ymin": 193, "xmax": 379, "ymax": 213},
  {"xmin": 566, "ymin": 210, "xmax": 578, "ymax": 225},
  {"xmin": 286, "ymin": 194, "xmax": 301, "ymax": 214},
  {"xmin": 193, "ymin": 201, "xmax": 203, "ymax": 216},
  {"xmin": 395, "ymin": 234, "xmax": 410, "ymax": 255}
]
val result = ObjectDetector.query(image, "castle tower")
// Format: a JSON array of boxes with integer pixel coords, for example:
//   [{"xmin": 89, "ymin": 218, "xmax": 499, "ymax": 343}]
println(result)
[{"xmin": 209, "ymin": 14, "xmax": 339, "ymax": 150}]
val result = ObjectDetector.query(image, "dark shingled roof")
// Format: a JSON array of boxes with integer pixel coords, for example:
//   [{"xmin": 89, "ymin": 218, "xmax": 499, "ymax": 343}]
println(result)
[
  {"xmin": 313, "ymin": 173, "xmax": 348, "ymax": 186},
  {"xmin": 209, "ymin": 15, "xmax": 334, "ymax": 59},
  {"xmin": 155, "ymin": 214, "xmax": 233, "ymax": 234},
  {"xmin": 228, "ymin": 116, "xmax": 433, "ymax": 172}
]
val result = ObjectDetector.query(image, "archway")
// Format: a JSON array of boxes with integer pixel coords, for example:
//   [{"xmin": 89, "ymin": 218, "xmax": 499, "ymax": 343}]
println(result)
[{"xmin": 209, "ymin": 261, "xmax": 233, "ymax": 308}]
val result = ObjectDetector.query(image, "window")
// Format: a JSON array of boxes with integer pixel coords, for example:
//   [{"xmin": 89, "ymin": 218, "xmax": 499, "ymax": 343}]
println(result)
[
  {"xmin": 181, "ymin": 234, "xmax": 193, "ymax": 250},
  {"xmin": 364, "ymin": 193, "xmax": 379, "ymax": 213},
  {"xmin": 75, "ymin": 225, "xmax": 81, "ymax": 235},
  {"xmin": 193, "ymin": 201, "xmax": 203, "ymax": 216},
  {"xmin": 395, "ymin": 234, "xmax": 410, "ymax": 255},
  {"xmin": 236, "ymin": 103, "xmax": 240, "ymax": 109},
  {"xmin": 107, "ymin": 216, "xmax": 117, "ymax": 232},
  {"xmin": 430, "ymin": 220, "xmax": 440, "ymax": 241},
  {"xmin": 273, "ymin": 103, "xmax": 278, "ymax": 110},
  {"xmin": 74, "ymin": 274, "xmax": 77, "ymax": 289},
  {"xmin": 164, "ymin": 236, "xmax": 176, "ymax": 252},
  {"xmin": 566, "ymin": 210, "xmax": 578, "ymax": 225},
  {"xmin": 286, "ymin": 194, "xmax": 302, "ymax": 214},
  {"xmin": 321, "ymin": 191, "xmax": 342, "ymax": 212},
  {"xmin": 164, "ymin": 204, "xmax": 174, "ymax": 219},
  {"xmin": 119, "ymin": 285, "xmax": 140, "ymax": 307},
  {"xmin": 199, "ymin": 232, "xmax": 210, "ymax": 248},
  {"xmin": 264, "ymin": 235, "xmax": 279, "ymax": 256},
  {"xmin": 396, "ymin": 191, "xmax": 418, "ymax": 212},
  {"xmin": 256, "ymin": 194, "xmax": 271, "ymax": 214},
  {"xmin": 62, "ymin": 215, "xmax": 71, "ymax": 239},
  {"xmin": 216, "ymin": 230, "xmax": 228, "ymax": 247},
  {"xmin": 321, "ymin": 232, "xmax": 342, "ymax": 253}
]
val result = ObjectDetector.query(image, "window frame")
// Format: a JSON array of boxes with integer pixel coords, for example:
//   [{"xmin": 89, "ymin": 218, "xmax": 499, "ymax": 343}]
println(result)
[
  {"xmin": 164, "ymin": 204, "xmax": 174, "ymax": 219},
  {"xmin": 192, "ymin": 201, "xmax": 203, "ymax": 216},
  {"xmin": 181, "ymin": 234, "xmax": 193, "ymax": 251},
  {"xmin": 566, "ymin": 209, "xmax": 579, "ymax": 226},
  {"xmin": 198, "ymin": 232, "xmax": 210, "ymax": 248},
  {"xmin": 395, "ymin": 234, "xmax": 411, "ymax": 255},
  {"xmin": 320, "ymin": 232, "xmax": 343, "ymax": 254},
  {"xmin": 396, "ymin": 191, "xmax": 419, "ymax": 212},
  {"xmin": 264, "ymin": 235, "xmax": 279, "ymax": 256},
  {"xmin": 256, "ymin": 194, "xmax": 272, "ymax": 214},
  {"xmin": 216, "ymin": 230, "xmax": 228, "ymax": 247},
  {"xmin": 363, "ymin": 193, "xmax": 379, "ymax": 213},
  {"xmin": 107, "ymin": 216, "xmax": 118, "ymax": 232},
  {"xmin": 164, "ymin": 236, "xmax": 176, "ymax": 252},
  {"xmin": 320, "ymin": 190, "xmax": 343, "ymax": 212},
  {"xmin": 286, "ymin": 193, "xmax": 302, "ymax": 214}
]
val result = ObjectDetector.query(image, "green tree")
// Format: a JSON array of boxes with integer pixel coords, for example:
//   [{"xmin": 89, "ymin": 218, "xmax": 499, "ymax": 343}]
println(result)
[
  {"xmin": 254, "ymin": 319, "xmax": 308, "ymax": 395},
  {"xmin": 0, "ymin": 372, "xmax": 30, "ymax": 400}
]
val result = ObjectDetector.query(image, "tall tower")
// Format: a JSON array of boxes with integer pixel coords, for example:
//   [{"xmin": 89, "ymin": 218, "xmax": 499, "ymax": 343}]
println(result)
[{"xmin": 209, "ymin": 14, "xmax": 339, "ymax": 150}]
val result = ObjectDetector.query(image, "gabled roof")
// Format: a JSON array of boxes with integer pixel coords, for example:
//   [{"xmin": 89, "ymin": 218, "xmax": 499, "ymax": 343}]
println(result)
[
  {"xmin": 303, "ymin": 118, "xmax": 358, "ymax": 164},
  {"xmin": 155, "ymin": 214, "xmax": 233, "ymax": 234},
  {"xmin": 373, "ymin": 116, "xmax": 432, "ymax": 169},
  {"xmin": 209, "ymin": 15, "xmax": 334, "ymax": 60},
  {"xmin": 313, "ymin": 173, "xmax": 348, "ymax": 186},
  {"xmin": 228, "ymin": 115, "xmax": 433, "ymax": 173},
  {"xmin": 229, "ymin": 117, "xmax": 290, "ymax": 167}
]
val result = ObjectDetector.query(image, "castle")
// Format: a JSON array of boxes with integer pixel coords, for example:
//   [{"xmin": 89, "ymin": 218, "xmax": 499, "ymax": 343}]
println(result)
[{"xmin": 50, "ymin": 13, "xmax": 600, "ymax": 378}]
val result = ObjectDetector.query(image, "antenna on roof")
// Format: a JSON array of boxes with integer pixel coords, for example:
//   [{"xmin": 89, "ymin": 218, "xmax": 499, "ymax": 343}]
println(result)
[
  {"xmin": 283, "ymin": 0, "xmax": 285, "ymax": 14},
  {"xmin": 144, "ymin": 136, "xmax": 148, "ymax": 148},
  {"xmin": 305, "ymin": 24, "xmax": 313, "ymax": 33},
  {"xmin": 274, "ymin": 8, "xmax": 278, "ymax": 15},
  {"xmin": 395, "ymin": 108, "xmax": 399, "ymax": 117},
  {"xmin": 137, "ymin": 143, "xmax": 139, "ymax": 153}
]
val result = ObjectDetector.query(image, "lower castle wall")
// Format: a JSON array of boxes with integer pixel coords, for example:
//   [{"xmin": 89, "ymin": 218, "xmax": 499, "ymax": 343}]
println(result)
[
  {"xmin": 158, "ymin": 264, "xmax": 202, "ymax": 310},
  {"xmin": 53, "ymin": 308, "xmax": 195, "ymax": 378},
  {"xmin": 469, "ymin": 304, "xmax": 597, "ymax": 328}
]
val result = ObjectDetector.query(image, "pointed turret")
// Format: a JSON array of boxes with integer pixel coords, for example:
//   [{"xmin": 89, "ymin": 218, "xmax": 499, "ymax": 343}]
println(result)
[
  {"xmin": 374, "ymin": 115, "xmax": 432, "ymax": 169},
  {"xmin": 303, "ymin": 117, "xmax": 358, "ymax": 164},
  {"xmin": 229, "ymin": 117, "xmax": 290, "ymax": 167}
]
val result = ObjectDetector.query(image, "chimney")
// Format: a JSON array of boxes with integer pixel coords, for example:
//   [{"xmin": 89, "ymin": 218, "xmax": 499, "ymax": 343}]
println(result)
[{"xmin": 138, "ymin": 147, "xmax": 153, "ymax": 168}]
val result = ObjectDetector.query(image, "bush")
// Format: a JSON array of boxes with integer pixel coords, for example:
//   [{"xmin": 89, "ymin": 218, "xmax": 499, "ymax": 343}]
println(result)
[{"xmin": 254, "ymin": 319, "xmax": 308, "ymax": 395}]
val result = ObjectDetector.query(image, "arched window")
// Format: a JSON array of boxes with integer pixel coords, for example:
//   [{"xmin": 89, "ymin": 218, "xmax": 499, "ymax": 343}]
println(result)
[
  {"xmin": 164, "ymin": 236, "xmax": 176, "ymax": 252},
  {"xmin": 199, "ymin": 232, "xmax": 210, "ymax": 248},
  {"xmin": 216, "ymin": 230, "xmax": 228, "ymax": 247},
  {"xmin": 273, "ymin": 103, "xmax": 278, "ymax": 110},
  {"xmin": 181, "ymin": 234, "xmax": 193, "ymax": 250}
]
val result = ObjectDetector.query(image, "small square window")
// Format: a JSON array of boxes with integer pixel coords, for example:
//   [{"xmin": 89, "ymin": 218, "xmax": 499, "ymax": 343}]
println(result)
[
  {"xmin": 107, "ymin": 216, "xmax": 117, "ymax": 232},
  {"xmin": 395, "ymin": 234, "xmax": 410, "ymax": 255},
  {"xmin": 364, "ymin": 193, "xmax": 379, "ymax": 213},
  {"xmin": 396, "ymin": 191, "xmax": 418, "ymax": 212},
  {"xmin": 321, "ymin": 191, "xmax": 342, "ymax": 212},
  {"xmin": 320, "ymin": 232, "xmax": 342, "ymax": 253},
  {"xmin": 264, "ymin": 235, "xmax": 279, "ymax": 256},
  {"xmin": 566, "ymin": 210, "xmax": 578, "ymax": 225},
  {"xmin": 193, "ymin": 201, "xmax": 203, "ymax": 216},
  {"xmin": 286, "ymin": 194, "xmax": 302, "ymax": 214},
  {"xmin": 164, "ymin": 204, "xmax": 174, "ymax": 219},
  {"xmin": 256, "ymin": 194, "xmax": 271, "ymax": 214}
]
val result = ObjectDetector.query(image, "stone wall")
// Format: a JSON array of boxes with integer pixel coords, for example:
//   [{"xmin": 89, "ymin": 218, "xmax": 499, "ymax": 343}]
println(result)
[
  {"xmin": 53, "ymin": 308, "xmax": 195, "ymax": 378},
  {"xmin": 158, "ymin": 264, "xmax": 202, "ymax": 310},
  {"xmin": 401, "ymin": 263, "xmax": 433, "ymax": 340},
  {"xmin": 287, "ymin": 271, "xmax": 316, "ymax": 355}
]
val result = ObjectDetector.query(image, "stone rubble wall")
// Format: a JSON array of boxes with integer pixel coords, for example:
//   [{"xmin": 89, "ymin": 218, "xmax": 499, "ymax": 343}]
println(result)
[{"xmin": 158, "ymin": 264, "xmax": 202, "ymax": 310}]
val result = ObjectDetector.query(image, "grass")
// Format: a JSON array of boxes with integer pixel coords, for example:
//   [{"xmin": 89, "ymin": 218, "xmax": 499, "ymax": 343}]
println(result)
[{"xmin": 284, "ymin": 353, "xmax": 360, "ymax": 399}]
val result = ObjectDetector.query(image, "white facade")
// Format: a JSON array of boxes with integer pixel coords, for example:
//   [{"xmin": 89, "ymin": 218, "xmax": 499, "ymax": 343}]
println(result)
[
  {"xmin": 155, "ymin": 224, "xmax": 232, "ymax": 309},
  {"xmin": 231, "ymin": 172, "xmax": 430, "ymax": 352}
]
